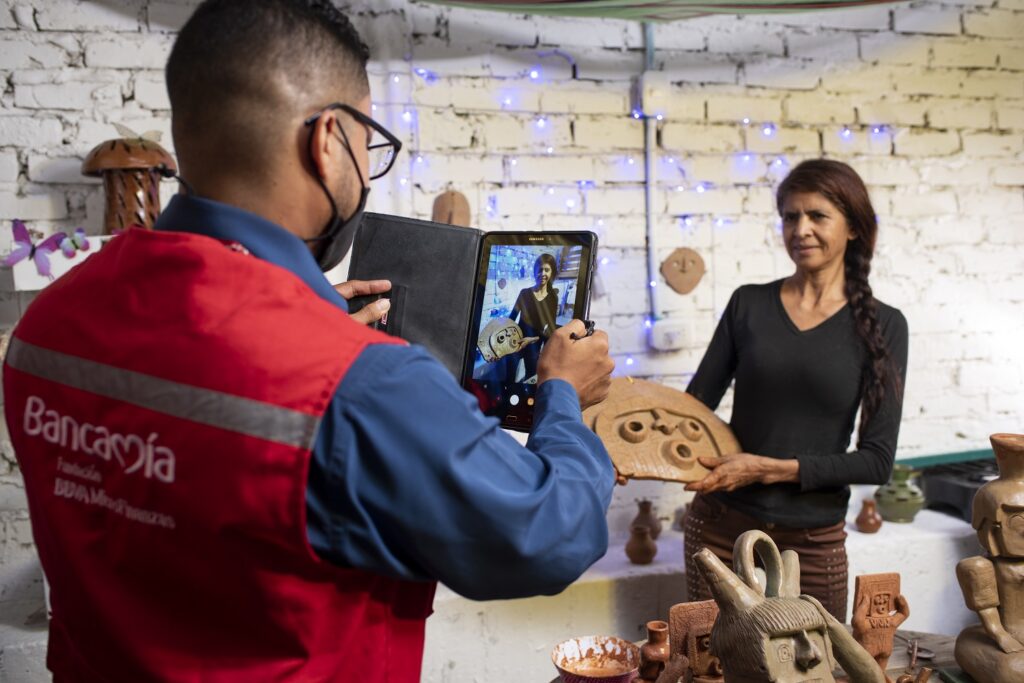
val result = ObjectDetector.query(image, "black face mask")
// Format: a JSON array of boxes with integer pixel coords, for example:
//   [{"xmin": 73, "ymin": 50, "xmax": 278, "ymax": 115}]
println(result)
[
  {"xmin": 303, "ymin": 121, "xmax": 370, "ymax": 273},
  {"xmin": 305, "ymin": 181, "xmax": 368, "ymax": 272}
]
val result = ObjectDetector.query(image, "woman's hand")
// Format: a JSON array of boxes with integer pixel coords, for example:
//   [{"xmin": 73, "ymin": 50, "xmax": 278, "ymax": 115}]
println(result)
[{"xmin": 685, "ymin": 454, "xmax": 799, "ymax": 493}]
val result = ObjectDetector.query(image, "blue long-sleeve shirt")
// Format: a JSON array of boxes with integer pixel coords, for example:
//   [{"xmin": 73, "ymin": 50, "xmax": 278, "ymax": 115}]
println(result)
[{"xmin": 154, "ymin": 195, "xmax": 615, "ymax": 600}]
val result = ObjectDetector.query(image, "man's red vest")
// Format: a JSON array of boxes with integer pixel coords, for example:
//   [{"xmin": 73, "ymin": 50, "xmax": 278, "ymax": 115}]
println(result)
[{"xmin": 4, "ymin": 228, "xmax": 435, "ymax": 682}]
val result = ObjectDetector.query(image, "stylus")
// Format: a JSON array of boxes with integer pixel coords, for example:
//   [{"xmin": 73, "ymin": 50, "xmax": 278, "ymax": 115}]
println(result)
[{"xmin": 570, "ymin": 320, "xmax": 596, "ymax": 341}]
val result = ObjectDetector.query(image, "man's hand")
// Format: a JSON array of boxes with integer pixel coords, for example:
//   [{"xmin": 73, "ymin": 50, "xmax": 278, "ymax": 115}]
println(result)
[
  {"xmin": 334, "ymin": 279, "xmax": 391, "ymax": 326},
  {"xmin": 537, "ymin": 320, "xmax": 614, "ymax": 410},
  {"xmin": 685, "ymin": 454, "xmax": 799, "ymax": 493}
]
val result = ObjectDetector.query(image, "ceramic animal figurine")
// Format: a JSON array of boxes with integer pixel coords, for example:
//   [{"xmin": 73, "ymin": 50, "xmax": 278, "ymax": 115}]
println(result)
[
  {"xmin": 632, "ymin": 499, "xmax": 663, "ymax": 540},
  {"xmin": 659, "ymin": 247, "xmax": 705, "ymax": 295},
  {"xmin": 626, "ymin": 525, "xmax": 657, "ymax": 565},
  {"xmin": 851, "ymin": 573, "xmax": 910, "ymax": 683},
  {"xmin": 582, "ymin": 378, "xmax": 741, "ymax": 484},
  {"xmin": 668, "ymin": 599, "xmax": 723, "ymax": 682},
  {"xmin": 694, "ymin": 530, "xmax": 884, "ymax": 683},
  {"xmin": 855, "ymin": 500, "xmax": 884, "ymax": 533},
  {"xmin": 639, "ymin": 620, "xmax": 670, "ymax": 682},
  {"xmin": 955, "ymin": 433, "xmax": 1024, "ymax": 683}
]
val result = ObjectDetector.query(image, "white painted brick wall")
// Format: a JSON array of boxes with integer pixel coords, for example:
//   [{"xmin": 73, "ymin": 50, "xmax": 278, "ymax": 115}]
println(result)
[{"xmin": 0, "ymin": 0, "xmax": 1022, "ymax": 678}]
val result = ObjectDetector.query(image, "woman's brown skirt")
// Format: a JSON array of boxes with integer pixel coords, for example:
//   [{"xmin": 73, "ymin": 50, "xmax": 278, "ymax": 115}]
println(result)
[{"xmin": 683, "ymin": 493, "xmax": 849, "ymax": 622}]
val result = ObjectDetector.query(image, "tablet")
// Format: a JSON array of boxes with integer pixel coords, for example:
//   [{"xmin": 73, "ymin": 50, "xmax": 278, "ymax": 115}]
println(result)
[{"xmin": 461, "ymin": 231, "xmax": 597, "ymax": 431}]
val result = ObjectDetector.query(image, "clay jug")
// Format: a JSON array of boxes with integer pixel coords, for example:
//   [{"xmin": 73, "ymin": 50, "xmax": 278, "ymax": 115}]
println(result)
[
  {"xmin": 875, "ymin": 464, "xmax": 925, "ymax": 523},
  {"xmin": 639, "ymin": 620, "xmax": 670, "ymax": 681},
  {"xmin": 626, "ymin": 524, "xmax": 657, "ymax": 565},
  {"xmin": 632, "ymin": 499, "xmax": 663, "ymax": 540},
  {"xmin": 855, "ymin": 499, "xmax": 883, "ymax": 533}
]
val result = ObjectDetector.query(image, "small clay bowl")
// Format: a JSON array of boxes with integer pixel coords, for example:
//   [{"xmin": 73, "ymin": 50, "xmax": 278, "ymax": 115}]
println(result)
[{"xmin": 552, "ymin": 635, "xmax": 641, "ymax": 683}]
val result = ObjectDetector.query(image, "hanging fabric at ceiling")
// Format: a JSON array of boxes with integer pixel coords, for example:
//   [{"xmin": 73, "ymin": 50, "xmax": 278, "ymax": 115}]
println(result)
[{"xmin": 421, "ymin": 0, "xmax": 899, "ymax": 21}]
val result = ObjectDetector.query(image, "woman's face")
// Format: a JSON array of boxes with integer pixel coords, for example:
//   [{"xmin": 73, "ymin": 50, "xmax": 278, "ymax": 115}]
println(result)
[
  {"xmin": 536, "ymin": 262, "xmax": 553, "ymax": 288},
  {"xmin": 780, "ymin": 192, "xmax": 854, "ymax": 274}
]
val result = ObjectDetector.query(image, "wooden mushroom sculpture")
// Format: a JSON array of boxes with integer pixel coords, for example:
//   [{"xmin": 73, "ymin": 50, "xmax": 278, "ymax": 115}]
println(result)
[{"xmin": 81, "ymin": 127, "xmax": 176, "ymax": 234}]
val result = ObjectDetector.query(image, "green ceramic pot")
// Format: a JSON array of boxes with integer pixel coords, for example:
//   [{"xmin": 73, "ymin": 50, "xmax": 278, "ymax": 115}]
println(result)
[{"xmin": 874, "ymin": 464, "xmax": 925, "ymax": 523}]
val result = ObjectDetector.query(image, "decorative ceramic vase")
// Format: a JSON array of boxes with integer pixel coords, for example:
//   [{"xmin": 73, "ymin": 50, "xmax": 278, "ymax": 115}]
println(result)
[
  {"xmin": 639, "ymin": 620, "xmax": 670, "ymax": 681},
  {"xmin": 631, "ymin": 499, "xmax": 662, "ymax": 540},
  {"xmin": 855, "ymin": 499, "xmax": 883, "ymax": 533},
  {"xmin": 954, "ymin": 433, "xmax": 1024, "ymax": 683},
  {"xmin": 625, "ymin": 525, "xmax": 657, "ymax": 565},
  {"xmin": 875, "ymin": 464, "xmax": 925, "ymax": 523}
]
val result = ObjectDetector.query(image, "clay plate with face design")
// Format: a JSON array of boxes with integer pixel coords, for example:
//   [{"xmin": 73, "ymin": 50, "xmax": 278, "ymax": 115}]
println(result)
[{"xmin": 583, "ymin": 378, "xmax": 741, "ymax": 483}]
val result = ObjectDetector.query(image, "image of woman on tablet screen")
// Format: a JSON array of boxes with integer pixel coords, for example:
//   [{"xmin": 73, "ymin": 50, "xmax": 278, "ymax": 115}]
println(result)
[{"xmin": 510, "ymin": 253, "xmax": 560, "ymax": 381}]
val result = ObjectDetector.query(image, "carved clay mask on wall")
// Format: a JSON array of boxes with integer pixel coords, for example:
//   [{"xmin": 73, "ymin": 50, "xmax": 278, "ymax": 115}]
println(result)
[{"xmin": 659, "ymin": 247, "xmax": 705, "ymax": 295}]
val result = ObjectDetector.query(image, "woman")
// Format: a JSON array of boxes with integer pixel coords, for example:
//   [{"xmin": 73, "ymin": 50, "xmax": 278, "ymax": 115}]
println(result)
[
  {"xmin": 510, "ymin": 253, "xmax": 560, "ymax": 381},
  {"xmin": 683, "ymin": 159, "xmax": 908, "ymax": 622}
]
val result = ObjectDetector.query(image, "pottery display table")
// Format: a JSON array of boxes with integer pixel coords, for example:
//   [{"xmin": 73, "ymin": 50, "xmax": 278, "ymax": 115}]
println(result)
[
  {"xmin": 423, "ymin": 497, "xmax": 978, "ymax": 683},
  {"xmin": 544, "ymin": 630, "xmax": 957, "ymax": 683}
]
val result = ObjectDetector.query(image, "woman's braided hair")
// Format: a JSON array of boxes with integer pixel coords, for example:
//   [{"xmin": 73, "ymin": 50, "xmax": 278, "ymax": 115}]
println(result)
[{"xmin": 776, "ymin": 159, "xmax": 899, "ymax": 429}]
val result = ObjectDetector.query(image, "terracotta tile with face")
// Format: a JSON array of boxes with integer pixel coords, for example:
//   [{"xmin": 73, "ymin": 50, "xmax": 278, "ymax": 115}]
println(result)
[
  {"xmin": 583, "ymin": 378, "xmax": 741, "ymax": 484},
  {"xmin": 780, "ymin": 191, "xmax": 854, "ymax": 275}
]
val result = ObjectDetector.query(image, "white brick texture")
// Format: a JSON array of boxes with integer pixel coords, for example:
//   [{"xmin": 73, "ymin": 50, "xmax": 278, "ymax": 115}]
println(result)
[{"xmin": 0, "ymin": 3, "xmax": 1023, "ymax": 679}]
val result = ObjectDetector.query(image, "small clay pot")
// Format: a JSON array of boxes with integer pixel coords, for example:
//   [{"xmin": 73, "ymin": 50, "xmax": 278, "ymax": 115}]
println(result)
[
  {"xmin": 855, "ymin": 499, "xmax": 883, "ymax": 533},
  {"xmin": 639, "ymin": 620, "xmax": 670, "ymax": 681},
  {"xmin": 626, "ymin": 525, "xmax": 657, "ymax": 565},
  {"xmin": 631, "ymin": 499, "xmax": 662, "ymax": 540},
  {"xmin": 875, "ymin": 465, "xmax": 925, "ymax": 523}
]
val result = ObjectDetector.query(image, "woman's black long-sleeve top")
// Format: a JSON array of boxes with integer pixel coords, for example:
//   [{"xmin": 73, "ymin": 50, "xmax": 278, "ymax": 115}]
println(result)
[{"xmin": 686, "ymin": 279, "xmax": 909, "ymax": 527}]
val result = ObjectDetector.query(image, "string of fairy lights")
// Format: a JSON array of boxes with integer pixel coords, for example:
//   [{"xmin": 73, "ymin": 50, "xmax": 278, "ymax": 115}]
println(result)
[{"xmin": 377, "ymin": 63, "xmax": 894, "ymax": 367}]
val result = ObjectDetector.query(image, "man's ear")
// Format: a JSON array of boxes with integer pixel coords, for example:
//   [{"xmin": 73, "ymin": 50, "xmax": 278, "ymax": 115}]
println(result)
[{"xmin": 308, "ymin": 111, "xmax": 338, "ymax": 183}]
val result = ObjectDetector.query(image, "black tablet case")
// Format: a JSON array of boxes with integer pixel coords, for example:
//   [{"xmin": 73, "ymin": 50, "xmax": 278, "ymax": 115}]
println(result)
[{"xmin": 348, "ymin": 213, "xmax": 483, "ymax": 378}]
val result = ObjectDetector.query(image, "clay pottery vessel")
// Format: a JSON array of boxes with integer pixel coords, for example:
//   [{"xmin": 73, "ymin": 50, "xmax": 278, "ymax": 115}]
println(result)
[
  {"xmin": 639, "ymin": 620, "xmax": 670, "ymax": 681},
  {"xmin": 875, "ymin": 464, "xmax": 925, "ymax": 523},
  {"xmin": 625, "ymin": 525, "xmax": 657, "ymax": 565},
  {"xmin": 855, "ymin": 499, "xmax": 883, "ymax": 533},
  {"xmin": 552, "ymin": 635, "xmax": 641, "ymax": 683},
  {"xmin": 631, "ymin": 499, "xmax": 662, "ymax": 540}
]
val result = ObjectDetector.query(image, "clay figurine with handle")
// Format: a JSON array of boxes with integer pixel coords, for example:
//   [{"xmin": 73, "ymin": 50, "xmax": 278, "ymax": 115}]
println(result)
[
  {"xmin": 954, "ymin": 433, "xmax": 1024, "ymax": 682},
  {"xmin": 695, "ymin": 530, "xmax": 884, "ymax": 683}
]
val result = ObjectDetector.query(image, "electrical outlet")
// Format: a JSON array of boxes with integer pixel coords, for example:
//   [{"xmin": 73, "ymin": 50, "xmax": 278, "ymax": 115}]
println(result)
[
  {"xmin": 648, "ymin": 319, "xmax": 689, "ymax": 351},
  {"xmin": 638, "ymin": 71, "xmax": 673, "ymax": 117}
]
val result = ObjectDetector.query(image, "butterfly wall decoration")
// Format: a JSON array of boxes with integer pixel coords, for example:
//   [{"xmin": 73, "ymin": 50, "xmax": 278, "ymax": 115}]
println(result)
[
  {"xmin": 59, "ymin": 228, "xmax": 91, "ymax": 258},
  {"xmin": 1, "ymin": 220, "xmax": 68, "ymax": 280}
]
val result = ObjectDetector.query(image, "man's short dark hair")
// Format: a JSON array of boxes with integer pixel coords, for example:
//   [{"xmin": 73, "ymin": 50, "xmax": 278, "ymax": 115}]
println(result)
[{"xmin": 166, "ymin": 0, "xmax": 370, "ymax": 173}]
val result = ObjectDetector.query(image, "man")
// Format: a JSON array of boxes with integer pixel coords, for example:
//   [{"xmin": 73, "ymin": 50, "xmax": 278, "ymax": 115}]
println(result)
[{"xmin": 3, "ymin": 1, "xmax": 616, "ymax": 680}]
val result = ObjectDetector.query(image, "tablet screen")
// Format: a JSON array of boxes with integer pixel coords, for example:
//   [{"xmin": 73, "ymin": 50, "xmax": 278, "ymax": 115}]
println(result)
[{"xmin": 463, "ymin": 232, "xmax": 596, "ymax": 431}]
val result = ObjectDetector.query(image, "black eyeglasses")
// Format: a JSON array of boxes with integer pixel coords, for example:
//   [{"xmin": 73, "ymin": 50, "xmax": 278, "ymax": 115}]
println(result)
[{"xmin": 304, "ymin": 103, "xmax": 402, "ymax": 180}]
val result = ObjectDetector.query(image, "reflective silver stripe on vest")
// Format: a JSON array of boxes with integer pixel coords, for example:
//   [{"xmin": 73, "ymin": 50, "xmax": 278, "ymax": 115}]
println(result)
[{"xmin": 5, "ymin": 337, "xmax": 321, "ymax": 450}]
